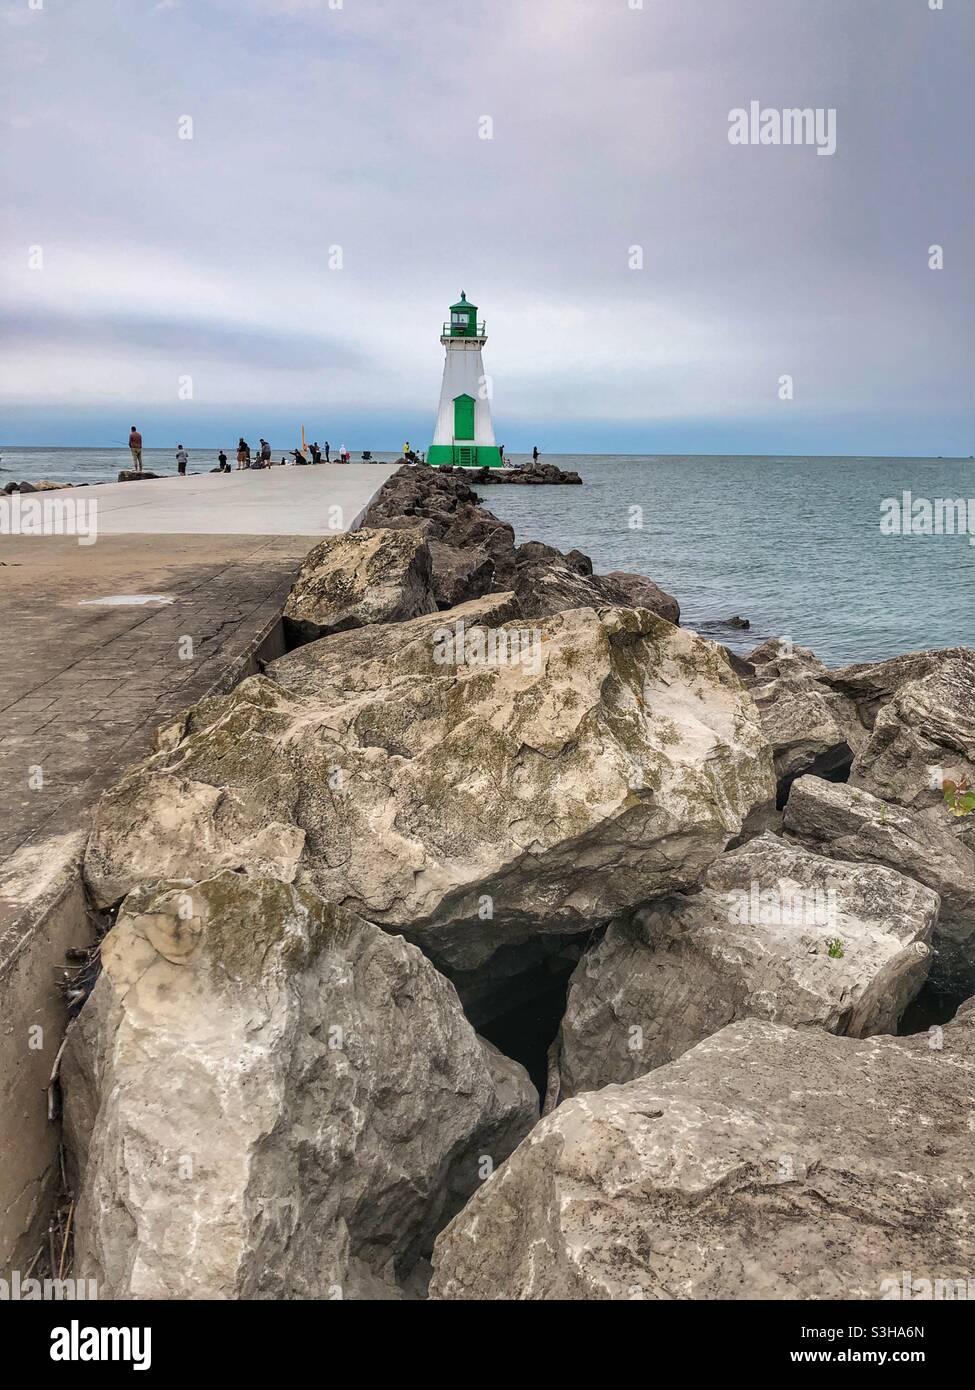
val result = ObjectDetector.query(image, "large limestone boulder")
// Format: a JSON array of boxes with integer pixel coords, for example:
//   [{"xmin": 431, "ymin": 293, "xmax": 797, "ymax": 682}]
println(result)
[
  {"xmin": 440, "ymin": 506, "xmax": 517, "ymax": 574},
  {"xmin": 745, "ymin": 639, "xmax": 866, "ymax": 798},
  {"xmin": 604, "ymin": 572, "xmax": 680, "ymax": 625},
  {"xmin": 505, "ymin": 547, "xmax": 681, "ymax": 626},
  {"xmin": 754, "ymin": 683, "xmax": 863, "ymax": 799},
  {"xmin": 747, "ymin": 637, "xmax": 829, "ymax": 685},
  {"xmin": 282, "ymin": 527, "xmax": 437, "ymax": 641},
  {"xmin": 63, "ymin": 871, "xmax": 537, "ymax": 1300},
  {"xmin": 846, "ymin": 656, "xmax": 975, "ymax": 844},
  {"xmin": 84, "ymin": 602, "xmax": 775, "ymax": 988},
  {"xmin": 430, "ymin": 1002, "xmax": 975, "ymax": 1300},
  {"xmin": 427, "ymin": 539, "xmax": 495, "ymax": 609},
  {"xmin": 511, "ymin": 560, "xmax": 634, "ymax": 619},
  {"xmin": 784, "ymin": 775, "xmax": 975, "ymax": 947},
  {"xmin": 824, "ymin": 646, "xmax": 975, "ymax": 728},
  {"xmin": 86, "ymin": 593, "xmax": 516, "ymax": 907},
  {"xmin": 804, "ymin": 646, "xmax": 975, "ymax": 853},
  {"xmin": 555, "ymin": 833, "xmax": 936, "ymax": 1099}
]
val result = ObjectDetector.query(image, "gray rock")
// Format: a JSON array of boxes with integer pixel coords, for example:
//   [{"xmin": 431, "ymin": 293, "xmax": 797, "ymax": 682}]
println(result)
[
  {"xmin": 847, "ymin": 656, "xmax": 975, "ymax": 837},
  {"xmin": 748, "ymin": 645, "xmax": 975, "ymax": 847},
  {"xmin": 784, "ymin": 775, "xmax": 975, "ymax": 947},
  {"xmin": 754, "ymin": 682, "xmax": 865, "ymax": 797},
  {"xmin": 605, "ymin": 571, "xmax": 680, "ymax": 625},
  {"xmin": 360, "ymin": 466, "xmax": 479, "ymax": 525},
  {"xmin": 360, "ymin": 468, "xmax": 518, "ymax": 576},
  {"xmin": 63, "ymin": 871, "xmax": 538, "ymax": 1300},
  {"xmin": 427, "ymin": 540, "xmax": 495, "ymax": 609},
  {"xmin": 747, "ymin": 637, "xmax": 829, "ymax": 684},
  {"xmin": 511, "ymin": 561, "xmax": 629, "ymax": 618},
  {"xmin": 430, "ymin": 1001, "xmax": 975, "ymax": 1300},
  {"xmin": 473, "ymin": 464, "xmax": 582, "ymax": 486},
  {"xmin": 84, "ymin": 603, "xmax": 775, "ymax": 987},
  {"xmin": 283, "ymin": 527, "xmax": 437, "ymax": 641},
  {"xmin": 824, "ymin": 646, "xmax": 975, "ymax": 728},
  {"xmin": 564, "ymin": 549, "xmax": 593, "ymax": 575},
  {"xmin": 699, "ymin": 614, "xmax": 750, "ymax": 632},
  {"xmin": 715, "ymin": 645, "xmax": 756, "ymax": 682},
  {"xmin": 514, "ymin": 541, "xmax": 564, "ymax": 566},
  {"xmin": 555, "ymin": 832, "xmax": 936, "ymax": 1098},
  {"xmin": 507, "ymin": 555, "xmax": 677, "ymax": 622},
  {"xmin": 746, "ymin": 639, "xmax": 866, "ymax": 797}
]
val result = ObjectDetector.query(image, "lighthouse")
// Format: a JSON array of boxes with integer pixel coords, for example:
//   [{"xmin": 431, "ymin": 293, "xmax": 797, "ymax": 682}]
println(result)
[{"xmin": 428, "ymin": 292, "xmax": 502, "ymax": 468}]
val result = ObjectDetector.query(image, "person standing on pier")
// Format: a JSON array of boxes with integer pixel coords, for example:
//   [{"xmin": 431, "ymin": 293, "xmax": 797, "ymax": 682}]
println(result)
[
  {"xmin": 533, "ymin": 445, "xmax": 540, "ymax": 463},
  {"xmin": 128, "ymin": 425, "xmax": 143, "ymax": 472},
  {"xmin": 175, "ymin": 443, "xmax": 188, "ymax": 476},
  {"xmin": 324, "ymin": 441, "xmax": 330, "ymax": 463},
  {"xmin": 236, "ymin": 438, "xmax": 250, "ymax": 470}
]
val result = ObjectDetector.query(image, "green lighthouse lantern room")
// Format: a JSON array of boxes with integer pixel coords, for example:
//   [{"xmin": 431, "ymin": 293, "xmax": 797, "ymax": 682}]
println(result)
[
  {"xmin": 448, "ymin": 292, "xmax": 478, "ymax": 337},
  {"xmin": 429, "ymin": 291, "xmax": 503, "ymax": 468}
]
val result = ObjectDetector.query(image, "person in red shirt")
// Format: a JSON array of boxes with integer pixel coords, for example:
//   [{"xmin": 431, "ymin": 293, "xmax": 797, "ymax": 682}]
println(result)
[{"xmin": 128, "ymin": 425, "xmax": 143, "ymax": 472}]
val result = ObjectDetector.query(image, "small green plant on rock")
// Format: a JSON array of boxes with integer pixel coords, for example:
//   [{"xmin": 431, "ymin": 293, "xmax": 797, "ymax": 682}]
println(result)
[
  {"xmin": 943, "ymin": 778, "xmax": 975, "ymax": 818},
  {"xmin": 827, "ymin": 937, "xmax": 845, "ymax": 960}
]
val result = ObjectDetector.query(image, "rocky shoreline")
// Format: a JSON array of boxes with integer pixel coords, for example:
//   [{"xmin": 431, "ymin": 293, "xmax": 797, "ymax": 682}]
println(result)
[
  {"xmin": 55, "ymin": 464, "xmax": 975, "ymax": 1299},
  {"xmin": 2, "ymin": 478, "xmax": 83, "ymax": 494}
]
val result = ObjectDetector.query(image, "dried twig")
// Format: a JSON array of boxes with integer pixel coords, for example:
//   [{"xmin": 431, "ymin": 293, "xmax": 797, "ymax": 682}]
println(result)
[
  {"xmin": 58, "ymin": 1200, "xmax": 75, "ymax": 1280},
  {"xmin": 47, "ymin": 1032, "xmax": 70, "ymax": 1122}
]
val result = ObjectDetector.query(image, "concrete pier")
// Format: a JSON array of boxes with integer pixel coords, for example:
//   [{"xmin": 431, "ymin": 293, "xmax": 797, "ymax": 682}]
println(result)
[
  {"xmin": 0, "ymin": 464, "xmax": 397, "ymax": 1268},
  {"xmin": 52, "ymin": 462, "xmax": 395, "ymax": 536}
]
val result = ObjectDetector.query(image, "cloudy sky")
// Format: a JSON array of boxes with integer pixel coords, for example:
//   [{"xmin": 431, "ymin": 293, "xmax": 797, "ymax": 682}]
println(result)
[{"xmin": 1, "ymin": 0, "xmax": 971, "ymax": 454}]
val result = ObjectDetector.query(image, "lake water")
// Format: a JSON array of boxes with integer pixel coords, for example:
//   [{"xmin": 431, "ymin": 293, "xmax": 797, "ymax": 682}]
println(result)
[
  {"xmin": 3, "ymin": 448, "xmax": 973, "ymax": 666},
  {"xmin": 481, "ymin": 454, "xmax": 975, "ymax": 666}
]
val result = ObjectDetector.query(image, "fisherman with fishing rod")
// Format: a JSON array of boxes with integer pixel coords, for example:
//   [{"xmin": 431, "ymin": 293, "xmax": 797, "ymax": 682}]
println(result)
[{"xmin": 128, "ymin": 425, "xmax": 143, "ymax": 473}]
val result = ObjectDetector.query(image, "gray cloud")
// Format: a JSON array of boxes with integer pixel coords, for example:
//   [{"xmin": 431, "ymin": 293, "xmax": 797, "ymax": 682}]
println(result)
[
  {"xmin": 3, "ymin": 305, "xmax": 363, "ymax": 371},
  {"xmin": 1, "ymin": 0, "xmax": 972, "ymax": 450}
]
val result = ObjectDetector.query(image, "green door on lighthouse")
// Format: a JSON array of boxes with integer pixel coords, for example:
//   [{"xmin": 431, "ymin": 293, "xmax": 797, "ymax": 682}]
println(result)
[{"xmin": 453, "ymin": 394, "xmax": 476, "ymax": 441}]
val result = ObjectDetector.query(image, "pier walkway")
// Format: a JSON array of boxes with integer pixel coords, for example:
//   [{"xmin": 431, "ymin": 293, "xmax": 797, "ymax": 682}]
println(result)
[{"xmin": 0, "ymin": 465, "xmax": 396, "ymax": 860}]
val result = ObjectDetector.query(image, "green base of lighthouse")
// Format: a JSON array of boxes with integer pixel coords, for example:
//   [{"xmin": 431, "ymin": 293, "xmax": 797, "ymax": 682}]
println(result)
[{"xmin": 427, "ymin": 444, "xmax": 503, "ymax": 469}]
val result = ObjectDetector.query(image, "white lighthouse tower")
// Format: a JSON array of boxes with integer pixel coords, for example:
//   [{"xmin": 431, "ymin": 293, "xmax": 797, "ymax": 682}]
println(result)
[{"xmin": 428, "ymin": 292, "xmax": 502, "ymax": 468}]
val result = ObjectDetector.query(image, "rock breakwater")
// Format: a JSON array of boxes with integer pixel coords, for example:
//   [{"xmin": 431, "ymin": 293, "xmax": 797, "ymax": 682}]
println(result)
[{"xmin": 55, "ymin": 464, "xmax": 975, "ymax": 1300}]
